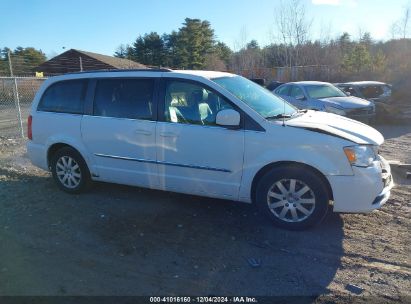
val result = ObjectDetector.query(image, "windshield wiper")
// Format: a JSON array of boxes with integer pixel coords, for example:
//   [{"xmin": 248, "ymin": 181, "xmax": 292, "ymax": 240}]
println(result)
[
  {"xmin": 295, "ymin": 109, "xmax": 308, "ymax": 114},
  {"xmin": 267, "ymin": 109, "xmax": 308, "ymax": 120},
  {"xmin": 266, "ymin": 113, "xmax": 292, "ymax": 119}
]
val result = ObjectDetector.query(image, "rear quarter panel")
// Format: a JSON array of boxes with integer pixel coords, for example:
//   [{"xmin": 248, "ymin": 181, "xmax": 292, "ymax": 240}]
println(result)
[
  {"xmin": 29, "ymin": 77, "xmax": 95, "ymax": 174},
  {"xmin": 31, "ymin": 112, "xmax": 93, "ymax": 171}
]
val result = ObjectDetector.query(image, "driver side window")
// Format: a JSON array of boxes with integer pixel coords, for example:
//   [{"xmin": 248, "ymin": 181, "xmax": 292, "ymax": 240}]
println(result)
[
  {"xmin": 275, "ymin": 85, "xmax": 290, "ymax": 96},
  {"xmin": 164, "ymin": 80, "xmax": 233, "ymax": 126},
  {"xmin": 290, "ymin": 85, "xmax": 305, "ymax": 98}
]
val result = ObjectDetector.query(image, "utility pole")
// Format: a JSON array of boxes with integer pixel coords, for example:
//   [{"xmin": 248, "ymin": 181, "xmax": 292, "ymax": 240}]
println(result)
[
  {"xmin": 8, "ymin": 50, "xmax": 24, "ymax": 138},
  {"xmin": 8, "ymin": 50, "xmax": 14, "ymax": 77}
]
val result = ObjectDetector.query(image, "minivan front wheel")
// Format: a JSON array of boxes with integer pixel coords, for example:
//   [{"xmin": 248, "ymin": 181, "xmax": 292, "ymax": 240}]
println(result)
[
  {"xmin": 256, "ymin": 166, "xmax": 329, "ymax": 230},
  {"xmin": 51, "ymin": 147, "xmax": 91, "ymax": 194}
]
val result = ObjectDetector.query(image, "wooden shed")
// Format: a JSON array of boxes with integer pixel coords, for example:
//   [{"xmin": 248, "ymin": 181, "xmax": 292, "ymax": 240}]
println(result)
[{"xmin": 34, "ymin": 49, "xmax": 146, "ymax": 75}]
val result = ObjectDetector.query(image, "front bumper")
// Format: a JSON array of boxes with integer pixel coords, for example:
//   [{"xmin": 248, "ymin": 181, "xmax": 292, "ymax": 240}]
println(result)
[
  {"xmin": 329, "ymin": 155, "xmax": 394, "ymax": 213},
  {"xmin": 346, "ymin": 106, "xmax": 376, "ymax": 123}
]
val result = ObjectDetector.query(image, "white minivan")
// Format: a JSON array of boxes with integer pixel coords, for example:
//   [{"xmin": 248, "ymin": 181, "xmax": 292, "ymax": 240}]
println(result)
[{"xmin": 27, "ymin": 69, "xmax": 393, "ymax": 230}]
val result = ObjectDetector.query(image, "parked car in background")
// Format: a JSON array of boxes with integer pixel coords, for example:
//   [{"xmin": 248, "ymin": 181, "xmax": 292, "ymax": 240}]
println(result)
[
  {"xmin": 273, "ymin": 81, "xmax": 376, "ymax": 123},
  {"xmin": 249, "ymin": 78, "xmax": 265, "ymax": 86},
  {"xmin": 266, "ymin": 80, "xmax": 284, "ymax": 91},
  {"xmin": 335, "ymin": 81, "xmax": 392, "ymax": 104}
]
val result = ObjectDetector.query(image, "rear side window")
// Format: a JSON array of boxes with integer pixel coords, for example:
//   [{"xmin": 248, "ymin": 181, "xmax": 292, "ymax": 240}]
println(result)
[
  {"xmin": 38, "ymin": 80, "xmax": 87, "ymax": 114},
  {"xmin": 93, "ymin": 78, "xmax": 154, "ymax": 120}
]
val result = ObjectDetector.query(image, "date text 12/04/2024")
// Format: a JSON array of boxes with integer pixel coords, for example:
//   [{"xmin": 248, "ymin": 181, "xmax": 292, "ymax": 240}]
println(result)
[{"xmin": 149, "ymin": 297, "xmax": 258, "ymax": 303}]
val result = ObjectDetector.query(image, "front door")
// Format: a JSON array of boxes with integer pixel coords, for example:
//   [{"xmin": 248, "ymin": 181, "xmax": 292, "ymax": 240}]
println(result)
[
  {"xmin": 82, "ymin": 77, "xmax": 158, "ymax": 188},
  {"xmin": 156, "ymin": 79, "xmax": 245, "ymax": 199}
]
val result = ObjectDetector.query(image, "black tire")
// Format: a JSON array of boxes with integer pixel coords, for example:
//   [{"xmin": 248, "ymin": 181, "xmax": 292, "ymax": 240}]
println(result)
[
  {"xmin": 255, "ymin": 165, "xmax": 329, "ymax": 230},
  {"xmin": 50, "ymin": 147, "xmax": 91, "ymax": 194}
]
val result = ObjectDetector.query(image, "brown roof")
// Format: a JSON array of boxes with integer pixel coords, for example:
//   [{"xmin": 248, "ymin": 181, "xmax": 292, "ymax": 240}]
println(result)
[
  {"xmin": 34, "ymin": 49, "xmax": 146, "ymax": 75},
  {"xmin": 75, "ymin": 49, "xmax": 146, "ymax": 69}
]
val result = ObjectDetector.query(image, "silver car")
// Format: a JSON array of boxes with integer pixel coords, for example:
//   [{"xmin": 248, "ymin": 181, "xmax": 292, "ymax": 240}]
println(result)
[{"xmin": 274, "ymin": 81, "xmax": 376, "ymax": 122}]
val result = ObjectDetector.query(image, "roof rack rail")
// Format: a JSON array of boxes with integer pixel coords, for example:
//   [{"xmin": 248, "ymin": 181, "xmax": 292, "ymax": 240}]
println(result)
[
  {"xmin": 63, "ymin": 68, "xmax": 173, "ymax": 76},
  {"xmin": 146, "ymin": 66, "xmax": 174, "ymax": 72}
]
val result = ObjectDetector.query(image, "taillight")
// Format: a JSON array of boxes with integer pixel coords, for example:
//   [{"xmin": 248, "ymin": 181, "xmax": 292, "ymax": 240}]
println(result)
[{"xmin": 28, "ymin": 115, "xmax": 32, "ymax": 140}]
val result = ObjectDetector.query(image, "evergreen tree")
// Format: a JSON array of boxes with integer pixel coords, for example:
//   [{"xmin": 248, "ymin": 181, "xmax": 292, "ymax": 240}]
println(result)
[
  {"xmin": 120, "ymin": 18, "xmax": 221, "ymax": 69},
  {"xmin": 163, "ymin": 31, "xmax": 179, "ymax": 67},
  {"xmin": 360, "ymin": 32, "xmax": 373, "ymax": 49},
  {"xmin": 114, "ymin": 44, "xmax": 132, "ymax": 59},
  {"xmin": 130, "ymin": 32, "xmax": 165, "ymax": 66},
  {"xmin": 131, "ymin": 35, "xmax": 145, "ymax": 63},
  {"xmin": 213, "ymin": 42, "xmax": 233, "ymax": 66},
  {"xmin": 372, "ymin": 49, "xmax": 387, "ymax": 73},
  {"xmin": 342, "ymin": 44, "xmax": 372, "ymax": 73},
  {"xmin": 175, "ymin": 18, "xmax": 215, "ymax": 69},
  {"xmin": 246, "ymin": 40, "xmax": 260, "ymax": 50},
  {"xmin": 338, "ymin": 32, "xmax": 352, "ymax": 54}
]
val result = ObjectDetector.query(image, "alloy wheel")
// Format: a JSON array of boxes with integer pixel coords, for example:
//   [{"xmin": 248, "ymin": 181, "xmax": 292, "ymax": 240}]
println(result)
[
  {"xmin": 55, "ymin": 156, "xmax": 82, "ymax": 189},
  {"xmin": 266, "ymin": 178, "xmax": 316, "ymax": 222}
]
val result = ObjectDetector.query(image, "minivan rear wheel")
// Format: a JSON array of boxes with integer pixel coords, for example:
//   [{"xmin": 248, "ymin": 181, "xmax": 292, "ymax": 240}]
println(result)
[
  {"xmin": 256, "ymin": 166, "xmax": 329, "ymax": 230},
  {"xmin": 50, "ymin": 147, "xmax": 91, "ymax": 194}
]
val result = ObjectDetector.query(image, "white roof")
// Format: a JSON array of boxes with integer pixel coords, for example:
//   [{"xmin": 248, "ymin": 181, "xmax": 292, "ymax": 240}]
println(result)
[
  {"xmin": 342, "ymin": 81, "xmax": 388, "ymax": 86},
  {"xmin": 289, "ymin": 81, "xmax": 332, "ymax": 85},
  {"xmin": 172, "ymin": 70, "xmax": 235, "ymax": 79},
  {"xmin": 46, "ymin": 69, "xmax": 236, "ymax": 82}
]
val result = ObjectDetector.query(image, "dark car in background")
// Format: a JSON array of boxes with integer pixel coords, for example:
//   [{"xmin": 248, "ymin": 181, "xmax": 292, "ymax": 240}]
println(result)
[
  {"xmin": 273, "ymin": 81, "xmax": 376, "ymax": 123},
  {"xmin": 249, "ymin": 78, "xmax": 266, "ymax": 86},
  {"xmin": 266, "ymin": 80, "xmax": 284, "ymax": 91},
  {"xmin": 335, "ymin": 81, "xmax": 392, "ymax": 104}
]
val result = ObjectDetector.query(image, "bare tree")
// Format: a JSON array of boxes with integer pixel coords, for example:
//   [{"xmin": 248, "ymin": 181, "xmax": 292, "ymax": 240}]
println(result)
[
  {"xmin": 232, "ymin": 26, "xmax": 249, "ymax": 72},
  {"xmin": 391, "ymin": 5, "xmax": 410, "ymax": 39},
  {"xmin": 318, "ymin": 20, "xmax": 334, "ymax": 45},
  {"xmin": 233, "ymin": 26, "xmax": 248, "ymax": 52},
  {"xmin": 274, "ymin": 0, "xmax": 312, "ymax": 67}
]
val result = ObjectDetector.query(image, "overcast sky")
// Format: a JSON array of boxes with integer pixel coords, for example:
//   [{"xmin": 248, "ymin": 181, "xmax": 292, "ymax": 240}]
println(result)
[{"xmin": 1, "ymin": 0, "xmax": 409, "ymax": 58}]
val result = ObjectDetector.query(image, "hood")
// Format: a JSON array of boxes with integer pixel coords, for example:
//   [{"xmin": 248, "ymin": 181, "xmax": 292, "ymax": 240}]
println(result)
[
  {"xmin": 286, "ymin": 110, "xmax": 384, "ymax": 145},
  {"xmin": 318, "ymin": 96, "xmax": 372, "ymax": 109}
]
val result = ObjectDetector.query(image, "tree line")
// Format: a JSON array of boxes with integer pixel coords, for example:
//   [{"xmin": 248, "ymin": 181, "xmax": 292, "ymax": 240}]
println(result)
[
  {"xmin": 110, "ymin": 3, "xmax": 409, "ymax": 100},
  {"xmin": 113, "ymin": 16, "xmax": 410, "ymax": 88},
  {"xmin": 114, "ymin": 18, "xmax": 232, "ymax": 70}
]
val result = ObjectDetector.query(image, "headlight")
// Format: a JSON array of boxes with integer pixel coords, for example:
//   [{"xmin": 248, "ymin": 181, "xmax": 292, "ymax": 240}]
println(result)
[
  {"xmin": 324, "ymin": 105, "xmax": 346, "ymax": 116},
  {"xmin": 343, "ymin": 145, "xmax": 377, "ymax": 167}
]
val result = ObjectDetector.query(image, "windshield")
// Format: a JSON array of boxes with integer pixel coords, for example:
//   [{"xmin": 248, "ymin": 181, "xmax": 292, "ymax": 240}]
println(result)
[
  {"xmin": 305, "ymin": 84, "xmax": 347, "ymax": 99},
  {"xmin": 359, "ymin": 85, "xmax": 391, "ymax": 98},
  {"xmin": 212, "ymin": 76, "xmax": 296, "ymax": 118}
]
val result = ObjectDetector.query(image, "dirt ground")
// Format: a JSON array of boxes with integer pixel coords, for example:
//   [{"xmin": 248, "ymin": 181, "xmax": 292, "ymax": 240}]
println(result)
[{"xmin": 0, "ymin": 124, "xmax": 410, "ymax": 302}]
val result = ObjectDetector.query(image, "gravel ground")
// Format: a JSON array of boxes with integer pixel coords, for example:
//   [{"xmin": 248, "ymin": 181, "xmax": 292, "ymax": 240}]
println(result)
[{"xmin": 0, "ymin": 125, "xmax": 410, "ymax": 302}]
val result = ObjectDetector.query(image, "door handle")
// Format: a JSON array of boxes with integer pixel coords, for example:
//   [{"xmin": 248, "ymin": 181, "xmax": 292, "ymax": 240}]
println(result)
[
  {"xmin": 159, "ymin": 132, "xmax": 178, "ymax": 138},
  {"xmin": 135, "ymin": 129, "xmax": 152, "ymax": 136}
]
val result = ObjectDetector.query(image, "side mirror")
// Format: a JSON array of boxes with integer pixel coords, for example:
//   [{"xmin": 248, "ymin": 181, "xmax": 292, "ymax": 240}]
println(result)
[
  {"xmin": 295, "ymin": 94, "xmax": 305, "ymax": 100},
  {"xmin": 345, "ymin": 91, "xmax": 351, "ymax": 96},
  {"xmin": 216, "ymin": 109, "xmax": 241, "ymax": 127}
]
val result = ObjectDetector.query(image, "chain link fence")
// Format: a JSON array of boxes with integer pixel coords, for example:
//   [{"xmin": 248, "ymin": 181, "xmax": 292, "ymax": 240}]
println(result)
[{"xmin": 0, "ymin": 76, "xmax": 47, "ymax": 138}]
